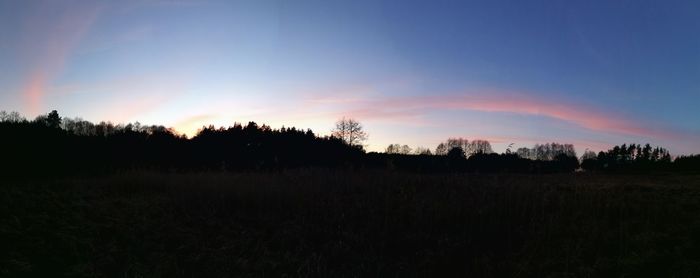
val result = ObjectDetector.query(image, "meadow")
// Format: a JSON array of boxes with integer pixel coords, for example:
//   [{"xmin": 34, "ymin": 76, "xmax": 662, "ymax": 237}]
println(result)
[{"xmin": 2, "ymin": 170, "xmax": 700, "ymax": 277}]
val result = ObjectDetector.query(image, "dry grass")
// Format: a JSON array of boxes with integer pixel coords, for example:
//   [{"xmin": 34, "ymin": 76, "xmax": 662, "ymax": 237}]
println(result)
[{"xmin": 2, "ymin": 170, "xmax": 700, "ymax": 277}]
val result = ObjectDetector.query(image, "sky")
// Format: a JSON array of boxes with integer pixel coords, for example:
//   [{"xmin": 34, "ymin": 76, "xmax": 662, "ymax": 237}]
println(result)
[{"xmin": 1, "ymin": 0, "xmax": 699, "ymax": 154}]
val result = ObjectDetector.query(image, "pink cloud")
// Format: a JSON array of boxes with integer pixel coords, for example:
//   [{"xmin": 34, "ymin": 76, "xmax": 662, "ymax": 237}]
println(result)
[
  {"xmin": 24, "ymin": 72, "xmax": 46, "ymax": 115},
  {"xmin": 19, "ymin": 2, "xmax": 102, "ymax": 115},
  {"xmin": 305, "ymin": 91, "xmax": 676, "ymax": 140},
  {"xmin": 431, "ymin": 96, "xmax": 657, "ymax": 138},
  {"xmin": 297, "ymin": 88, "xmax": 699, "ymax": 154}
]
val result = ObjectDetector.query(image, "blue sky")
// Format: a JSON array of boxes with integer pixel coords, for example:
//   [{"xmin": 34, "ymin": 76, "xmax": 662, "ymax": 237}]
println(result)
[{"xmin": 1, "ymin": 0, "xmax": 699, "ymax": 154}]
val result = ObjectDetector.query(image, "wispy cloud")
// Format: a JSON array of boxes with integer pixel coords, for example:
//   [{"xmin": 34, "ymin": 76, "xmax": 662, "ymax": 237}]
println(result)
[
  {"xmin": 296, "ymin": 87, "xmax": 699, "ymax": 154},
  {"xmin": 419, "ymin": 94, "xmax": 660, "ymax": 138},
  {"xmin": 304, "ymin": 90, "xmax": 682, "ymax": 140},
  {"xmin": 19, "ymin": 1, "xmax": 102, "ymax": 115}
]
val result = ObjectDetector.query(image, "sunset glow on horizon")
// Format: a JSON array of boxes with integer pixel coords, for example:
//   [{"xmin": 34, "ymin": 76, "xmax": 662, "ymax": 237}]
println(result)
[{"xmin": 1, "ymin": 0, "xmax": 699, "ymax": 154}]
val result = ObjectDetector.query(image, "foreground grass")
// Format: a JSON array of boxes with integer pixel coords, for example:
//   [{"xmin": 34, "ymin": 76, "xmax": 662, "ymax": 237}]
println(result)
[{"xmin": 1, "ymin": 170, "xmax": 700, "ymax": 277}]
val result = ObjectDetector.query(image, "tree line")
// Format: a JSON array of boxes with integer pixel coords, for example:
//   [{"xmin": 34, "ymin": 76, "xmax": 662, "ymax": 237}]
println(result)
[
  {"xmin": 0, "ymin": 110, "xmax": 362, "ymax": 177},
  {"xmin": 0, "ymin": 110, "xmax": 698, "ymax": 177},
  {"xmin": 579, "ymin": 143, "xmax": 677, "ymax": 173}
]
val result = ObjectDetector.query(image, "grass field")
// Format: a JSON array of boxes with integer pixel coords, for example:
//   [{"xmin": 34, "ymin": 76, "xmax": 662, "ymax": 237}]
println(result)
[{"xmin": 2, "ymin": 170, "xmax": 700, "ymax": 277}]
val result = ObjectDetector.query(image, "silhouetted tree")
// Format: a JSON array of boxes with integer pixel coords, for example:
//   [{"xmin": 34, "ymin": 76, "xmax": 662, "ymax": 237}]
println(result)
[
  {"xmin": 1, "ymin": 110, "xmax": 694, "ymax": 176},
  {"xmin": 466, "ymin": 140, "xmax": 494, "ymax": 157},
  {"xmin": 447, "ymin": 147, "xmax": 466, "ymax": 159},
  {"xmin": 674, "ymin": 154, "xmax": 700, "ymax": 173},
  {"xmin": 505, "ymin": 143, "xmax": 514, "ymax": 154},
  {"xmin": 516, "ymin": 147, "xmax": 535, "ymax": 160},
  {"xmin": 436, "ymin": 138, "xmax": 493, "ymax": 158},
  {"xmin": 414, "ymin": 147, "xmax": 432, "ymax": 155},
  {"xmin": 332, "ymin": 117, "xmax": 367, "ymax": 147},
  {"xmin": 435, "ymin": 143, "xmax": 447, "ymax": 155},
  {"xmin": 386, "ymin": 144, "xmax": 413, "ymax": 154},
  {"xmin": 47, "ymin": 110, "xmax": 61, "ymax": 129},
  {"xmin": 386, "ymin": 144, "xmax": 400, "ymax": 154},
  {"xmin": 518, "ymin": 143, "xmax": 576, "ymax": 161},
  {"xmin": 580, "ymin": 149, "xmax": 598, "ymax": 170},
  {"xmin": 0, "ymin": 111, "xmax": 25, "ymax": 123},
  {"xmin": 439, "ymin": 138, "xmax": 468, "ymax": 157},
  {"xmin": 581, "ymin": 149, "xmax": 597, "ymax": 161},
  {"xmin": 590, "ymin": 143, "xmax": 672, "ymax": 172}
]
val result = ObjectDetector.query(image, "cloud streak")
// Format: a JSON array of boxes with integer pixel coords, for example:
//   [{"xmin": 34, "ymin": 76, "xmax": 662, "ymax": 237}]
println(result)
[
  {"xmin": 298, "ymin": 88, "xmax": 699, "ymax": 150},
  {"xmin": 420, "ymin": 95, "xmax": 661, "ymax": 138},
  {"xmin": 19, "ymin": 1, "xmax": 102, "ymax": 115},
  {"xmin": 297, "ymin": 89, "xmax": 700, "ymax": 153}
]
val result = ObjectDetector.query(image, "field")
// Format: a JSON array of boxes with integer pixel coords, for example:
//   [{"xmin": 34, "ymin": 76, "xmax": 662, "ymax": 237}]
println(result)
[{"xmin": 2, "ymin": 170, "xmax": 700, "ymax": 277}]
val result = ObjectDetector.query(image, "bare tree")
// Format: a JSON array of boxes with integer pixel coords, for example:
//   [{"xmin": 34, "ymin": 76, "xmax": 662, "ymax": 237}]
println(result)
[
  {"xmin": 414, "ymin": 146, "xmax": 432, "ymax": 155},
  {"xmin": 580, "ymin": 149, "xmax": 597, "ymax": 162},
  {"xmin": 436, "ymin": 138, "xmax": 493, "ymax": 157},
  {"xmin": 467, "ymin": 140, "xmax": 493, "ymax": 157},
  {"xmin": 447, "ymin": 138, "xmax": 468, "ymax": 154},
  {"xmin": 0, "ymin": 111, "xmax": 25, "ymax": 123},
  {"xmin": 520, "ymin": 143, "xmax": 578, "ymax": 161},
  {"xmin": 386, "ymin": 144, "xmax": 401, "ymax": 154},
  {"xmin": 516, "ymin": 147, "xmax": 534, "ymax": 159},
  {"xmin": 332, "ymin": 117, "xmax": 367, "ymax": 147},
  {"xmin": 9, "ymin": 111, "xmax": 24, "ymax": 122},
  {"xmin": 386, "ymin": 144, "xmax": 413, "ymax": 154},
  {"xmin": 435, "ymin": 143, "xmax": 447, "ymax": 155},
  {"xmin": 505, "ymin": 143, "xmax": 514, "ymax": 154}
]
